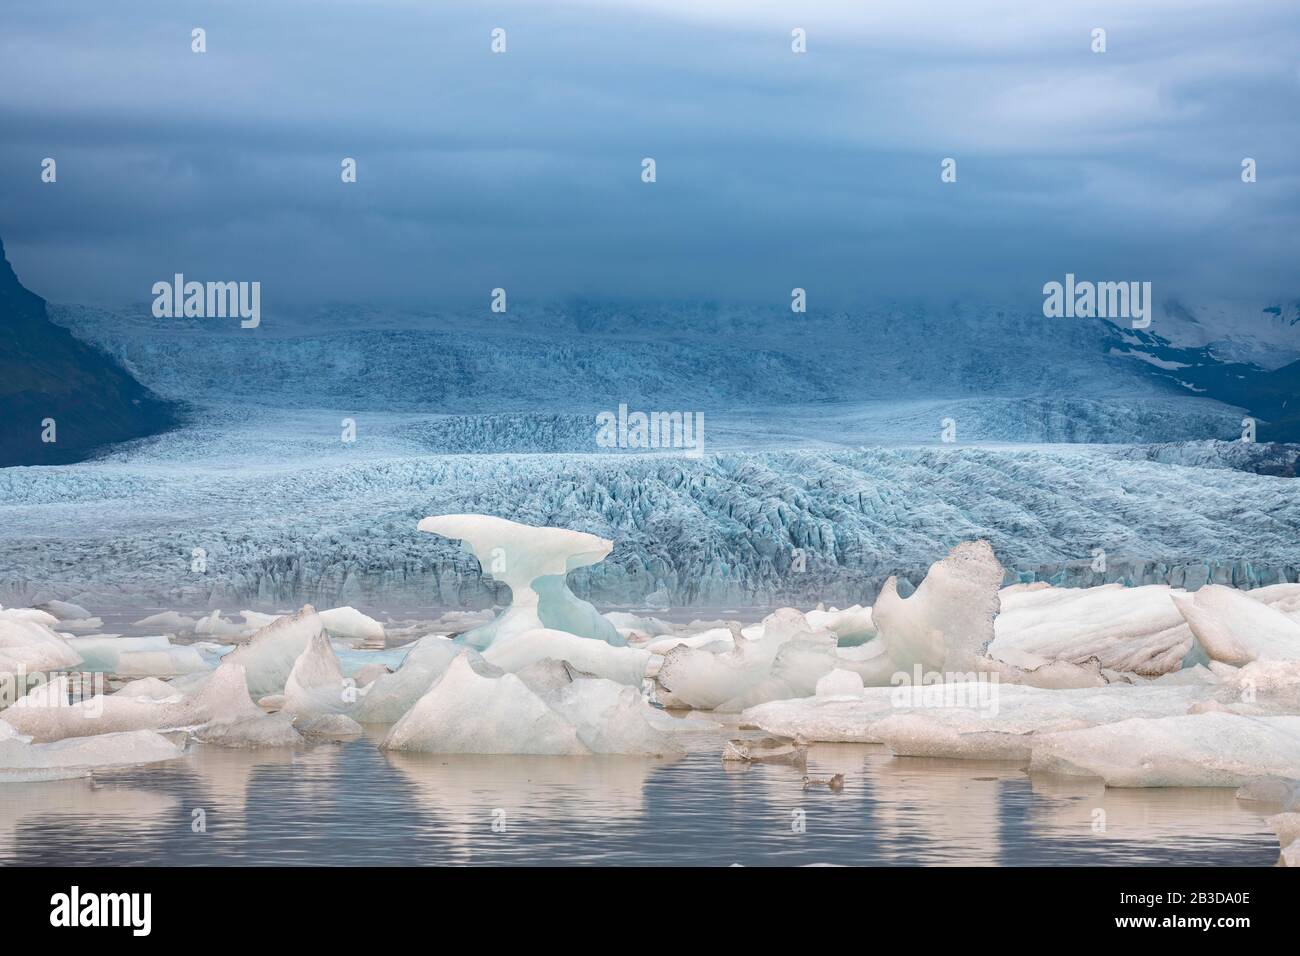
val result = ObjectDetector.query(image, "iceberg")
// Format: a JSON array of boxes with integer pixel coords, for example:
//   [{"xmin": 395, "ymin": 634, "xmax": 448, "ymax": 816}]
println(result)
[
  {"xmin": 1029, "ymin": 712, "xmax": 1300, "ymax": 787},
  {"xmin": 990, "ymin": 583, "xmax": 1193, "ymax": 676},
  {"xmin": 872, "ymin": 540, "xmax": 1003, "ymax": 675},
  {"xmin": 0, "ymin": 728, "xmax": 184, "ymax": 782},
  {"xmin": 0, "ymin": 610, "xmax": 83, "ymax": 684},
  {"xmin": 282, "ymin": 631, "xmax": 352, "ymax": 718},
  {"xmin": 195, "ymin": 711, "xmax": 303, "ymax": 749},
  {"xmin": 381, "ymin": 651, "xmax": 677, "ymax": 755},
  {"xmin": 353, "ymin": 635, "xmax": 460, "ymax": 723},
  {"xmin": 1, "ymin": 660, "xmax": 261, "ymax": 742},
  {"xmin": 219, "ymin": 605, "xmax": 323, "ymax": 697},
  {"xmin": 482, "ymin": 627, "xmax": 651, "ymax": 686},
  {"xmin": 417, "ymin": 514, "xmax": 622, "ymax": 648},
  {"xmin": 382, "ymin": 653, "xmax": 590, "ymax": 755},
  {"xmin": 742, "ymin": 682, "xmax": 1211, "ymax": 749},
  {"xmin": 66, "ymin": 634, "xmax": 208, "ymax": 678},
  {"xmin": 1172, "ymin": 585, "xmax": 1300, "ymax": 664},
  {"xmin": 318, "ymin": 606, "xmax": 385, "ymax": 646}
]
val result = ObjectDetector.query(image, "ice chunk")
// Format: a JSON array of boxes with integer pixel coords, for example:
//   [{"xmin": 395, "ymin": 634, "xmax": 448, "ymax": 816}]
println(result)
[
  {"xmin": 1269, "ymin": 813, "xmax": 1300, "ymax": 866},
  {"xmin": 872, "ymin": 541, "xmax": 1003, "ymax": 675},
  {"xmin": 804, "ymin": 605, "xmax": 876, "ymax": 645},
  {"xmin": 417, "ymin": 514, "xmax": 622, "ymax": 648},
  {"xmin": 0, "ymin": 729, "xmax": 184, "ymax": 782},
  {"xmin": 1173, "ymin": 585, "xmax": 1300, "ymax": 664},
  {"xmin": 353, "ymin": 635, "xmax": 459, "ymax": 723},
  {"xmin": 318, "ymin": 606, "xmax": 385, "ymax": 646},
  {"xmin": 1030, "ymin": 713, "xmax": 1300, "ymax": 787},
  {"xmin": 36, "ymin": 600, "xmax": 92, "ymax": 621},
  {"xmin": 283, "ymin": 631, "xmax": 351, "ymax": 718},
  {"xmin": 66, "ymin": 634, "xmax": 208, "ymax": 678},
  {"xmin": 132, "ymin": 611, "xmax": 197, "ymax": 630},
  {"xmin": 196, "ymin": 711, "xmax": 303, "ymax": 749},
  {"xmin": 2, "ymin": 660, "xmax": 261, "ymax": 742},
  {"xmin": 194, "ymin": 610, "xmax": 248, "ymax": 638},
  {"xmin": 0, "ymin": 611, "xmax": 83, "ymax": 682},
  {"xmin": 603, "ymin": 611, "xmax": 675, "ymax": 639},
  {"xmin": 295, "ymin": 713, "xmax": 365, "ymax": 740},
  {"xmin": 744, "ymin": 682, "xmax": 1209, "ymax": 750},
  {"xmin": 1235, "ymin": 777, "xmax": 1300, "ymax": 810},
  {"xmin": 113, "ymin": 677, "xmax": 183, "ymax": 701},
  {"xmin": 544, "ymin": 677, "xmax": 682, "ymax": 756},
  {"xmin": 815, "ymin": 668, "xmax": 865, "ymax": 697},
  {"xmin": 482, "ymin": 627, "xmax": 651, "ymax": 686},
  {"xmin": 219, "ymin": 605, "xmax": 323, "ymax": 698},
  {"xmin": 382, "ymin": 653, "xmax": 591, "ymax": 754},
  {"xmin": 991, "ymin": 584, "xmax": 1193, "ymax": 676}
]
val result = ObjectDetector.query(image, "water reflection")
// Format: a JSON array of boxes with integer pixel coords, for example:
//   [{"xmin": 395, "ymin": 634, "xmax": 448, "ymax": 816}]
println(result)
[{"xmin": 0, "ymin": 738, "xmax": 1283, "ymax": 866}]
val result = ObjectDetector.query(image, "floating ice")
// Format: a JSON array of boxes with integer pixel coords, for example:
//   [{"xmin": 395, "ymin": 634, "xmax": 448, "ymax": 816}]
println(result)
[
  {"xmin": 194, "ymin": 610, "xmax": 247, "ymax": 638},
  {"xmin": 382, "ymin": 653, "xmax": 590, "ymax": 755},
  {"xmin": 991, "ymin": 583, "xmax": 1193, "ymax": 676},
  {"xmin": 1269, "ymin": 813, "xmax": 1300, "ymax": 866},
  {"xmin": 815, "ymin": 668, "xmax": 865, "ymax": 698},
  {"xmin": 66, "ymin": 635, "xmax": 208, "ymax": 678},
  {"xmin": 0, "ymin": 729, "xmax": 184, "ymax": 782},
  {"xmin": 220, "ymin": 605, "xmax": 323, "ymax": 697},
  {"xmin": 283, "ymin": 631, "xmax": 352, "ymax": 718},
  {"xmin": 37, "ymin": 600, "xmax": 92, "ymax": 621},
  {"xmin": 1029, "ymin": 712, "xmax": 1300, "ymax": 787},
  {"xmin": 353, "ymin": 635, "xmax": 459, "ymax": 723},
  {"xmin": 2, "ymin": 660, "xmax": 261, "ymax": 742},
  {"xmin": 196, "ymin": 711, "xmax": 303, "ymax": 749},
  {"xmin": 482, "ymin": 627, "xmax": 651, "ymax": 686},
  {"xmin": 132, "ymin": 611, "xmax": 197, "ymax": 630},
  {"xmin": 318, "ymin": 606, "xmax": 385, "ymax": 646},
  {"xmin": 872, "ymin": 540, "xmax": 1003, "ymax": 675},
  {"xmin": 381, "ymin": 650, "xmax": 676, "ymax": 756},
  {"xmin": 295, "ymin": 713, "xmax": 365, "ymax": 740},
  {"xmin": 1173, "ymin": 584, "xmax": 1300, "ymax": 664},
  {"xmin": 742, "ymin": 682, "xmax": 1211, "ymax": 751},
  {"xmin": 0, "ymin": 610, "xmax": 83, "ymax": 682},
  {"xmin": 804, "ymin": 605, "xmax": 876, "ymax": 645},
  {"xmin": 417, "ymin": 514, "xmax": 622, "ymax": 648}
]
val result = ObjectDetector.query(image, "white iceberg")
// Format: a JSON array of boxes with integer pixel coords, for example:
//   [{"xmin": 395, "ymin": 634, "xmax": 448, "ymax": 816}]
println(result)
[
  {"xmin": 219, "ymin": 605, "xmax": 323, "ymax": 698},
  {"xmin": 815, "ymin": 668, "xmax": 865, "ymax": 697},
  {"xmin": 283, "ymin": 631, "xmax": 352, "ymax": 718},
  {"xmin": 1029, "ymin": 712, "xmax": 1300, "ymax": 787},
  {"xmin": 1173, "ymin": 584, "xmax": 1300, "ymax": 664},
  {"xmin": 353, "ymin": 635, "xmax": 460, "ymax": 723},
  {"xmin": 0, "ymin": 728, "xmax": 184, "ymax": 782},
  {"xmin": 318, "ymin": 606, "xmax": 385, "ymax": 646},
  {"xmin": 382, "ymin": 653, "xmax": 590, "ymax": 755},
  {"xmin": 417, "ymin": 514, "xmax": 622, "ymax": 648},
  {"xmin": 66, "ymin": 634, "xmax": 209, "ymax": 678},
  {"xmin": 0, "ymin": 610, "xmax": 83, "ymax": 684},
  {"xmin": 1, "ymin": 660, "xmax": 262, "ymax": 742},
  {"xmin": 990, "ymin": 583, "xmax": 1193, "ymax": 676},
  {"xmin": 872, "ymin": 540, "xmax": 1003, "ymax": 675},
  {"xmin": 482, "ymin": 627, "xmax": 651, "ymax": 686}
]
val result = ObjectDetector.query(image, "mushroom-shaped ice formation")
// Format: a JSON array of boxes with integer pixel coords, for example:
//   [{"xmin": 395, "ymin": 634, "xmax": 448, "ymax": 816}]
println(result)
[{"xmin": 418, "ymin": 514, "xmax": 623, "ymax": 649}]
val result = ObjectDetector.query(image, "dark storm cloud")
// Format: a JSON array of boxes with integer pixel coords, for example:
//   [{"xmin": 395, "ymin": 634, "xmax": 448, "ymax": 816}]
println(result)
[{"xmin": 0, "ymin": 0, "xmax": 1297, "ymax": 309}]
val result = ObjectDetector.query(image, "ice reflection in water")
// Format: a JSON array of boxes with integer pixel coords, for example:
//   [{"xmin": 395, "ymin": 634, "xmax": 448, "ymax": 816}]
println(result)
[{"xmin": 0, "ymin": 738, "xmax": 1282, "ymax": 866}]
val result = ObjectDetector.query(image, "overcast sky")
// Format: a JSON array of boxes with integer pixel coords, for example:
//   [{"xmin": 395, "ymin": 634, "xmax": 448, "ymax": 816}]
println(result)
[{"xmin": 1, "ymin": 0, "xmax": 1297, "ymax": 310}]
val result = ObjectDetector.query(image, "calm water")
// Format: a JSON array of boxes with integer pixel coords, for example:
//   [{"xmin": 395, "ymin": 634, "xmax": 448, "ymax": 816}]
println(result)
[{"xmin": 0, "ymin": 734, "xmax": 1282, "ymax": 866}]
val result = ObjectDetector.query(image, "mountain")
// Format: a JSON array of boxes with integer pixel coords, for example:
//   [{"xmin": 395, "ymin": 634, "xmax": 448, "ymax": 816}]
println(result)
[{"xmin": 0, "ymin": 237, "xmax": 178, "ymax": 466}]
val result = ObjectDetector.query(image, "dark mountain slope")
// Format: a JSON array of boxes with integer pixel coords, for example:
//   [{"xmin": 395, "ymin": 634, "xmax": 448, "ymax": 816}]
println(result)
[{"xmin": 0, "ymin": 237, "xmax": 177, "ymax": 466}]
